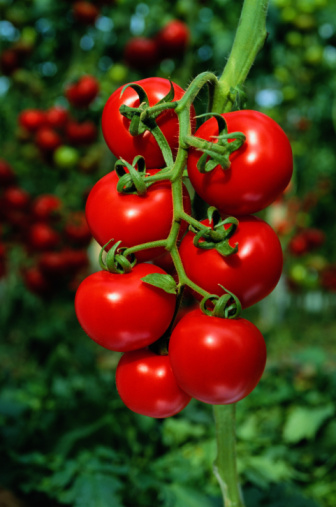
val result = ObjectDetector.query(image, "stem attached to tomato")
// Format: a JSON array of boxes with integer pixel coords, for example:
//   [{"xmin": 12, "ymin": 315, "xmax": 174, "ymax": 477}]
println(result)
[{"xmin": 211, "ymin": 0, "xmax": 269, "ymax": 114}]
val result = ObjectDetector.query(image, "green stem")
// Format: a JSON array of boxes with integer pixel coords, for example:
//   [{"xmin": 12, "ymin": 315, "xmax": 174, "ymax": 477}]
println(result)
[
  {"xmin": 211, "ymin": 0, "xmax": 269, "ymax": 114},
  {"xmin": 213, "ymin": 405, "xmax": 244, "ymax": 507},
  {"xmin": 210, "ymin": 2, "xmax": 269, "ymax": 506}
]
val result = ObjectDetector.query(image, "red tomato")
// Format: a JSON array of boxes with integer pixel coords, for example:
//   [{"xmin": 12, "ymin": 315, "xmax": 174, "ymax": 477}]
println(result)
[
  {"xmin": 116, "ymin": 348, "xmax": 191, "ymax": 418},
  {"xmin": 65, "ymin": 75, "xmax": 99, "ymax": 108},
  {"xmin": 123, "ymin": 37, "xmax": 159, "ymax": 70},
  {"xmin": 27, "ymin": 222, "xmax": 61, "ymax": 251},
  {"xmin": 64, "ymin": 211, "xmax": 92, "ymax": 247},
  {"xmin": 178, "ymin": 215, "xmax": 283, "ymax": 308},
  {"xmin": 45, "ymin": 107, "xmax": 69, "ymax": 130},
  {"xmin": 169, "ymin": 309, "xmax": 266, "ymax": 404},
  {"xmin": 0, "ymin": 159, "xmax": 16, "ymax": 186},
  {"xmin": 0, "ymin": 49, "xmax": 19, "ymax": 75},
  {"xmin": 75, "ymin": 263, "xmax": 176, "ymax": 352},
  {"xmin": 156, "ymin": 20, "xmax": 190, "ymax": 58},
  {"xmin": 31, "ymin": 194, "xmax": 62, "ymax": 222},
  {"xmin": 65, "ymin": 120, "xmax": 97, "ymax": 145},
  {"xmin": 22, "ymin": 266, "xmax": 53, "ymax": 296},
  {"xmin": 19, "ymin": 109, "xmax": 46, "ymax": 132},
  {"xmin": 102, "ymin": 77, "xmax": 194, "ymax": 169},
  {"xmin": 85, "ymin": 170, "xmax": 191, "ymax": 262},
  {"xmin": 187, "ymin": 110, "xmax": 293, "ymax": 216},
  {"xmin": 72, "ymin": 1, "xmax": 100, "ymax": 24},
  {"xmin": 3, "ymin": 186, "xmax": 30, "ymax": 210},
  {"xmin": 35, "ymin": 128, "xmax": 62, "ymax": 152}
]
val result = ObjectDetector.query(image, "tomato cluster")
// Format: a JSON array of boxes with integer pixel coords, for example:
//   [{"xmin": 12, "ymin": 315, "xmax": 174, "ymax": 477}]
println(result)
[
  {"xmin": 123, "ymin": 20, "xmax": 190, "ymax": 71},
  {"xmin": 17, "ymin": 75, "xmax": 99, "ymax": 170},
  {"xmin": 0, "ymin": 158, "xmax": 91, "ymax": 296},
  {"xmin": 75, "ymin": 75, "xmax": 293, "ymax": 418}
]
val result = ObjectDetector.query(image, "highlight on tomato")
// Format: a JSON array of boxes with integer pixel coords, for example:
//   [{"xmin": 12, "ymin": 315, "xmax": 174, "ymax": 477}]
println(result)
[
  {"xmin": 116, "ymin": 348, "xmax": 191, "ymax": 418},
  {"xmin": 187, "ymin": 110, "xmax": 293, "ymax": 216},
  {"xmin": 169, "ymin": 309, "xmax": 267, "ymax": 405},
  {"xmin": 75, "ymin": 263, "xmax": 177, "ymax": 352}
]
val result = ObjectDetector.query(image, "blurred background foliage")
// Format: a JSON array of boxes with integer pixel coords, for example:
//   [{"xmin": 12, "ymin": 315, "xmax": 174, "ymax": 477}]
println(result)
[{"xmin": 0, "ymin": 0, "xmax": 335, "ymax": 506}]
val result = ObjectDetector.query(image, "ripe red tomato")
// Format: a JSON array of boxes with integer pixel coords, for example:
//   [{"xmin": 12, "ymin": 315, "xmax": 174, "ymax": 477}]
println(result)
[
  {"xmin": 35, "ymin": 128, "xmax": 62, "ymax": 152},
  {"xmin": 64, "ymin": 211, "xmax": 92, "ymax": 247},
  {"xmin": 178, "ymin": 215, "xmax": 283, "ymax": 308},
  {"xmin": 65, "ymin": 75, "xmax": 99, "ymax": 108},
  {"xmin": 22, "ymin": 266, "xmax": 53, "ymax": 296},
  {"xmin": 19, "ymin": 109, "xmax": 45, "ymax": 132},
  {"xmin": 31, "ymin": 194, "xmax": 62, "ymax": 222},
  {"xmin": 45, "ymin": 106, "xmax": 69, "ymax": 130},
  {"xmin": 102, "ymin": 77, "xmax": 194, "ymax": 169},
  {"xmin": 116, "ymin": 349, "xmax": 191, "ymax": 418},
  {"xmin": 72, "ymin": 1, "xmax": 100, "ymax": 24},
  {"xmin": 187, "ymin": 110, "xmax": 293, "ymax": 216},
  {"xmin": 75, "ymin": 263, "xmax": 176, "ymax": 352},
  {"xmin": 123, "ymin": 37, "xmax": 159, "ymax": 70},
  {"xmin": 0, "ymin": 159, "xmax": 16, "ymax": 186},
  {"xmin": 85, "ymin": 170, "xmax": 191, "ymax": 262},
  {"xmin": 169, "ymin": 309, "xmax": 266, "ymax": 404},
  {"xmin": 65, "ymin": 120, "xmax": 97, "ymax": 145},
  {"xmin": 3, "ymin": 186, "xmax": 30, "ymax": 210},
  {"xmin": 156, "ymin": 20, "xmax": 190, "ymax": 58},
  {"xmin": 27, "ymin": 222, "xmax": 61, "ymax": 251}
]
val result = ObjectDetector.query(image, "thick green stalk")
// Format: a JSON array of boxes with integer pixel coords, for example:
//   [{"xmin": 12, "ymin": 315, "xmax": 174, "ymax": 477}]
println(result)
[
  {"xmin": 211, "ymin": 0, "xmax": 269, "ymax": 114},
  {"xmin": 213, "ymin": 405, "xmax": 244, "ymax": 507},
  {"xmin": 210, "ymin": 2, "xmax": 269, "ymax": 506}
]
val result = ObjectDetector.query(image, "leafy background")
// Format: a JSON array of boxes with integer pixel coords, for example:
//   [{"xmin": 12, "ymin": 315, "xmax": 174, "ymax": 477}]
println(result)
[{"xmin": 1, "ymin": 0, "xmax": 336, "ymax": 506}]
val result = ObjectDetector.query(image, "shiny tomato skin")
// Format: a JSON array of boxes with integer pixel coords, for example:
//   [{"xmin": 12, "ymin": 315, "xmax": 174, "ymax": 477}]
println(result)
[
  {"xmin": 75, "ymin": 263, "xmax": 176, "ymax": 352},
  {"xmin": 102, "ymin": 78, "xmax": 193, "ymax": 169},
  {"xmin": 187, "ymin": 110, "xmax": 293, "ymax": 216},
  {"xmin": 178, "ymin": 215, "xmax": 283, "ymax": 308},
  {"xmin": 85, "ymin": 170, "xmax": 191, "ymax": 262},
  {"xmin": 116, "ymin": 348, "xmax": 191, "ymax": 418},
  {"xmin": 169, "ymin": 309, "xmax": 266, "ymax": 404}
]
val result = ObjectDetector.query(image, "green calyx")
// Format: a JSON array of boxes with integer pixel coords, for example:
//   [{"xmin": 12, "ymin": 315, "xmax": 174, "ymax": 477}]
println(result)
[
  {"xmin": 200, "ymin": 286, "xmax": 242, "ymax": 319},
  {"xmin": 191, "ymin": 207, "xmax": 239, "ymax": 257},
  {"xmin": 99, "ymin": 240, "xmax": 137, "ymax": 274},
  {"xmin": 185, "ymin": 112, "xmax": 245, "ymax": 173},
  {"xmin": 115, "ymin": 156, "xmax": 149, "ymax": 196},
  {"xmin": 119, "ymin": 81, "xmax": 177, "ymax": 136}
]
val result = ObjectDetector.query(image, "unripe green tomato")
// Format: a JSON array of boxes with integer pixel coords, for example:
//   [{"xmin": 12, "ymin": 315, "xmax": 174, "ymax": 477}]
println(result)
[
  {"xmin": 304, "ymin": 46, "xmax": 323, "ymax": 65},
  {"xmin": 108, "ymin": 64, "xmax": 128, "ymax": 83},
  {"xmin": 282, "ymin": 85, "xmax": 297, "ymax": 101},
  {"xmin": 286, "ymin": 31, "xmax": 303, "ymax": 47},
  {"xmin": 274, "ymin": 66, "xmax": 290, "ymax": 83},
  {"xmin": 53, "ymin": 146, "xmax": 80, "ymax": 169},
  {"xmin": 293, "ymin": 14, "xmax": 316, "ymax": 30},
  {"xmin": 289, "ymin": 264, "xmax": 307, "ymax": 284},
  {"xmin": 281, "ymin": 7, "xmax": 297, "ymax": 23},
  {"xmin": 21, "ymin": 27, "xmax": 37, "ymax": 46}
]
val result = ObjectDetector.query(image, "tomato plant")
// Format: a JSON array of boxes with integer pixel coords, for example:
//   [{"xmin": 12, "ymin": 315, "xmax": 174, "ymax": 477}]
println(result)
[
  {"xmin": 116, "ymin": 348, "xmax": 191, "ymax": 418},
  {"xmin": 102, "ymin": 77, "xmax": 194, "ymax": 168},
  {"xmin": 75, "ymin": 263, "xmax": 176, "ymax": 352},
  {"xmin": 179, "ymin": 215, "xmax": 283, "ymax": 308},
  {"xmin": 169, "ymin": 309, "xmax": 266, "ymax": 405},
  {"xmin": 187, "ymin": 110, "xmax": 293, "ymax": 216}
]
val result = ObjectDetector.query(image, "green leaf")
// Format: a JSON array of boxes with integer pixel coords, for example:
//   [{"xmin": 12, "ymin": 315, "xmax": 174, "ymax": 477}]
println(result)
[
  {"xmin": 162, "ymin": 483, "xmax": 217, "ymax": 507},
  {"xmin": 59, "ymin": 472, "xmax": 123, "ymax": 507},
  {"xmin": 142, "ymin": 273, "xmax": 178, "ymax": 294},
  {"xmin": 283, "ymin": 404, "xmax": 335, "ymax": 444}
]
